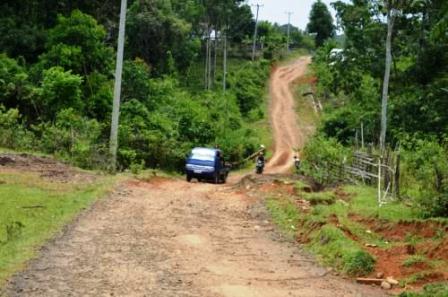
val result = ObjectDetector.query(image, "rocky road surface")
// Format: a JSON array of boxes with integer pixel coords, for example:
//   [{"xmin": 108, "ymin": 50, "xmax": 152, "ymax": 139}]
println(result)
[{"xmin": 4, "ymin": 178, "xmax": 384, "ymax": 297}]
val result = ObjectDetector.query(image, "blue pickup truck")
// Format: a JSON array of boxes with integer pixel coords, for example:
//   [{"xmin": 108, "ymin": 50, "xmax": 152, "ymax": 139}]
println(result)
[{"xmin": 185, "ymin": 147, "xmax": 229, "ymax": 184}]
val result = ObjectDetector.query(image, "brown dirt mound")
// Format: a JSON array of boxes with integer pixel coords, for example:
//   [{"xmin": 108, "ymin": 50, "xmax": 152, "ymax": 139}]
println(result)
[{"xmin": 0, "ymin": 153, "xmax": 96, "ymax": 183}]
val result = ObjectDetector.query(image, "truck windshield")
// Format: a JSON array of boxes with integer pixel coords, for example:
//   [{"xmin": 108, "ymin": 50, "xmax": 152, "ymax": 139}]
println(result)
[{"xmin": 190, "ymin": 148, "xmax": 215, "ymax": 162}]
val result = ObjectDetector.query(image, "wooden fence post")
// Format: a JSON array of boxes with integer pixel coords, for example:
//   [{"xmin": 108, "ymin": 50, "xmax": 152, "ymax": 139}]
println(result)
[{"xmin": 395, "ymin": 151, "xmax": 400, "ymax": 198}]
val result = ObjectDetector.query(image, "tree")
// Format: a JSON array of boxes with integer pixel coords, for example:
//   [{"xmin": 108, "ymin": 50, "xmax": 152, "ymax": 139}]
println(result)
[
  {"xmin": 38, "ymin": 10, "xmax": 114, "ymax": 76},
  {"xmin": 38, "ymin": 67, "xmax": 83, "ymax": 120},
  {"xmin": 307, "ymin": 0, "xmax": 335, "ymax": 47},
  {"xmin": 126, "ymin": 0, "xmax": 194, "ymax": 75}
]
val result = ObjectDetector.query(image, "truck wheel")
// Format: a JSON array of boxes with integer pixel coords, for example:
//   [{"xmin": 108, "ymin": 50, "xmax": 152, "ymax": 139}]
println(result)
[{"xmin": 186, "ymin": 174, "xmax": 192, "ymax": 182}]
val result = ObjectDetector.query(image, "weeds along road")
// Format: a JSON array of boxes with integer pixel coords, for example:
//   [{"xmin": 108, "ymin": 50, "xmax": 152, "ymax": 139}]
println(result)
[{"xmin": 3, "ymin": 58, "xmax": 384, "ymax": 297}]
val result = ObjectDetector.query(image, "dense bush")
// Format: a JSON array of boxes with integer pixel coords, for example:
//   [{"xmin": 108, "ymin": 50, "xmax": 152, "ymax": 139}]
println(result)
[
  {"xmin": 33, "ymin": 108, "xmax": 106, "ymax": 169},
  {"xmin": 37, "ymin": 67, "xmax": 83, "ymax": 120},
  {"xmin": 301, "ymin": 135, "xmax": 351, "ymax": 185},
  {"xmin": 0, "ymin": 106, "xmax": 34, "ymax": 149},
  {"xmin": 0, "ymin": 7, "xmax": 275, "ymax": 172},
  {"xmin": 401, "ymin": 139, "xmax": 448, "ymax": 217},
  {"xmin": 227, "ymin": 60, "xmax": 270, "ymax": 117}
]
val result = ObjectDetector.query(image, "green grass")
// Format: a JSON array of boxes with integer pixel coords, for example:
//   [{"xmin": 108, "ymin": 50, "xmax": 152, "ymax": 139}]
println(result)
[
  {"xmin": 265, "ymin": 181, "xmax": 432, "ymax": 277},
  {"xmin": 344, "ymin": 185, "xmax": 417, "ymax": 221},
  {"xmin": 308, "ymin": 224, "xmax": 375, "ymax": 276},
  {"xmin": 302, "ymin": 191, "xmax": 335, "ymax": 205},
  {"xmin": 266, "ymin": 197, "xmax": 300, "ymax": 237},
  {"xmin": 265, "ymin": 187, "xmax": 375, "ymax": 276},
  {"xmin": 399, "ymin": 283, "xmax": 448, "ymax": 297},
  {"xmin": 403, "ymin": 255, "xmax": 431, "ymax": 268},
  {"xmin": 0, "ymin": 171, "xmax": 117, "ymax": 285}
]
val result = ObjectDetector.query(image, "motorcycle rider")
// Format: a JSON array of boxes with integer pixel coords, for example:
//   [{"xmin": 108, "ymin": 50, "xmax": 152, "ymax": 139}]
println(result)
[
  {"xmin": 293, "ymin": 155, "xmax": 301, "ymax": 174},
  {"xmin": 256, "ymin": 152, "xmax": 265, "ymax": 174}
]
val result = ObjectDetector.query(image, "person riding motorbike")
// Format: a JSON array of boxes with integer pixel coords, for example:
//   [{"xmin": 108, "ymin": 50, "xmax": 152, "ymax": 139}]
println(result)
[
  {"xmin": 293, "ymin": 155, "xmax": 301, "ymax": 174},
  {"xmin": 255, "ymin": 152, "xmax": 265, "ymax": 174}
]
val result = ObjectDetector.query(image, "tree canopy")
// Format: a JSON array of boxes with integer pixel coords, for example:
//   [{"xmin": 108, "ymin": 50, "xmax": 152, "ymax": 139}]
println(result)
[{"xmin": 307, "ymin": 0, "xmax": 335, "ymax": 47}]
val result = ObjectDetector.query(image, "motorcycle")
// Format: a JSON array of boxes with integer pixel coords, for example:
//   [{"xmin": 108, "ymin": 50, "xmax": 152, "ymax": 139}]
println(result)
[{"xmin": 255, "ymin": 158, "xmax": 264, "ymax": 174}]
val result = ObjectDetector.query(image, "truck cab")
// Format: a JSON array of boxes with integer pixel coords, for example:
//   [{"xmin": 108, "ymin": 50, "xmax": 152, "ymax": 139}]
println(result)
[{"xmin": 185, "ymin": 147, "xmax": 229, "ymax": 184}]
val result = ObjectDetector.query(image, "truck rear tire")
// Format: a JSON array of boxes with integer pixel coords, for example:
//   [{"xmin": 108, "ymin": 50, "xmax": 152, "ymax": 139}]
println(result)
[{"xmin": 186, "ymin": 174, "xmax": 192, "ymax": 182}]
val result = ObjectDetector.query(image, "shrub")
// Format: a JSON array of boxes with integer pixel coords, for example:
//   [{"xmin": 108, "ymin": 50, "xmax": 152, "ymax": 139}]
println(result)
[
  {"xmin": 401, "ymin": 139, "xmax": 448, "ymax": 217},
  {"xmin": 301, "ymin": 135, "xmax": 351, "ymax": 185},
  {"xmin": 228, "ymin": 60, "xmax": 270, "ymax": 116},
  {"xmin": 38, "ymin": 67, "xmax": 83, "ymax": 120},
  {"xmin": 343, "ymin": 250, "xmax": 375, "ymax": 276},
  {"xmin": 0, "ymin": 106, "xmax": 34, "ymax": 150},
  {"xmin": 34, "ymin": 108, "xmax": 105, "ymax": 169}
]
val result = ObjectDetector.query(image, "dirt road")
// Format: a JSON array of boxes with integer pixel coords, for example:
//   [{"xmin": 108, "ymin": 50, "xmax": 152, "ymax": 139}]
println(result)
[
  {"xmin": 266, "ymin": 57, "xmax": 312, "ymax": 174},
  {"xmin": 3, "ymin": 58, "xmax": 385, "ymax": 297},
  {"xmin": 5, "ymin": 179, "xmax": 383, "ymax": 297}
]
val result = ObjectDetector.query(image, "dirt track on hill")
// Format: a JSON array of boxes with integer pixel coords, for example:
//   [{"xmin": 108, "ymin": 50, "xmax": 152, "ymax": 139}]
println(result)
[
  {"xmin": 266, "ymin": 56, "xmax": 312, "ymax": 174},
  {"xmin": 3, "ymin": 58, "xmax": 385, "ymax": 297}
]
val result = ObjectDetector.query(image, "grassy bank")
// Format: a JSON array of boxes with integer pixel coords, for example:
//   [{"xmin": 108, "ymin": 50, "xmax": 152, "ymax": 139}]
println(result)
[
  {"xmin": 0, "ymin": 168, "xmax": 117, "ymax": 285},
  {"xmin": 265, "ymin": 179, "xmax": 448, "ymax": 291}
]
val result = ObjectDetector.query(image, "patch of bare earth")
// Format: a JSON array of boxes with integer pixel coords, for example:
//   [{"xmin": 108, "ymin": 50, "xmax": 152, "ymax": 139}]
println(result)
[
  {"xmin": 0, "ymin": 153, "xmax": 97, "ymax": 184},
  {"xmin": 4, "ymin": 178, "xmax": 384, "ymax": 297}
]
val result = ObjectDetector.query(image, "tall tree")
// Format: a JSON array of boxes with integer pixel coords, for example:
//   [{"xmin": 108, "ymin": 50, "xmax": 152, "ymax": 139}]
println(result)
[{"xmin": 307, "ymin": 0, "xmax": 335, "ymax": 47}]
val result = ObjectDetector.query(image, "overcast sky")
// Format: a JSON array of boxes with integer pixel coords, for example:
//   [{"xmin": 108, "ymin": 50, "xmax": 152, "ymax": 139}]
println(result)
[{"xmin": 247, "ymin": 0, "xmax": 342, "ymax": 31}]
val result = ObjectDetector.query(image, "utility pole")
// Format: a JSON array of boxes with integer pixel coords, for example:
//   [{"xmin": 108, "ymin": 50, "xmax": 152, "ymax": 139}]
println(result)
[
  {"xmin": 380, "ymin": 3, "xmax": 395, "ymax": 151},
  {"xmin": 285, "ymin": 11, "xmax": 293, "ymax": 52},
  {"xmin": 223, "ymin": 28, "xmax": 228, "ymax": 93},
  {"xmin": 251, "ymin": 4, "xmax": 263, "ymax": 61},
  {"xmin": 109, "ymin": 0, "xmax": 127, "ymax": 172}
]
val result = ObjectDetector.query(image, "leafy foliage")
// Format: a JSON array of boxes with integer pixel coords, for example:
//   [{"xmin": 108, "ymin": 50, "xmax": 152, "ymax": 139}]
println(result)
[
  {"xmin": 307, "ymin": 0, "xmax": 448, "ymax": 217},
  {"xmin": 0, "ymin": 1, "xmax": 305, "ymax": 172},
  {"xmin": 301, "ymin": 136, "xmax": 351, "ymax": 185},
  {"xmin": 307, "ymin": 0, "xmax": 335, "ymax": 47},
  {"xmin": 401, "ymin": 139, "xmax": 448, "ymax": 217}
]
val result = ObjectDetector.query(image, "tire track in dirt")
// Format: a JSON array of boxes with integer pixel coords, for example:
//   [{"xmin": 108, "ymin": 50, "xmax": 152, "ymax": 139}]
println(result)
[{"xmin": 266, "ymin": 57, "xmax": 312, "ymax": 174}]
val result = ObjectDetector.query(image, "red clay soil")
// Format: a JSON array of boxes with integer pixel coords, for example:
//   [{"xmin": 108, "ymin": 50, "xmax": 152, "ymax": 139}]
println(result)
[
  {"xmin": 426, "ymin": 237, "xmax": 448, "ymax": 261},
  {"xmin": 347, "ymin": 215, "xmax": 448, "ymax": 286},
  {"xmin": 349, "ymin": 215, "xmax": 448, "ymax": 242}
]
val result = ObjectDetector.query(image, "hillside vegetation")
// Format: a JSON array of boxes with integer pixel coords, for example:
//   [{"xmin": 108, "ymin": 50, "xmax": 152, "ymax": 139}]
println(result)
[
  {"xmin": 0, "ymin": 1, "xmax": 313, "ymax": 172},
  {"xmin": 305, "ymin": 0, "xmax": 448, "ymax": 218}
]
